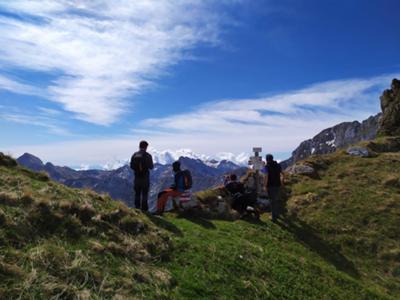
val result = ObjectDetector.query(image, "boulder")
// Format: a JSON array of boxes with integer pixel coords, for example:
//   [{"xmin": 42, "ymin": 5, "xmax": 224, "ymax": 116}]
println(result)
[
  {"xmin": 378, "ymin": 78, "xmax": 400, "ymax": 136},
  {"xmin": 346, "ymin": 146, "xmax": 372, "ymax": 157},
  {"xmin": 286, "ymin": 164, "xmax": 316, "ymax": 176}
]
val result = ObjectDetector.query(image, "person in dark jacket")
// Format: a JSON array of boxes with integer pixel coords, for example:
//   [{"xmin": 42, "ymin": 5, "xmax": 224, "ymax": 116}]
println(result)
[
  {"xmin": 156, "ymin": 161, "xmax": 189, "ymax": 215},
  {"xmin": 130, "ymin": 140, "xmax": 154, "ymax": 212},
  {"xmin": 225, "ymin": 174, "xmax": 258, "ymax": 218},
  {"xmin": 263, "ymin": 154, "xmax": 284, "ymax": 222}
]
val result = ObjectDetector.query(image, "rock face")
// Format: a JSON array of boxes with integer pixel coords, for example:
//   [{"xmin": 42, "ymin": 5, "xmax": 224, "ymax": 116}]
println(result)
[
  {"xmin": 281, "ymin": 114, "xmax": 381, "ymax": 169},
  {"xmin": 378, "ymin": 78, "xmax": 400, "ymax": 136}
]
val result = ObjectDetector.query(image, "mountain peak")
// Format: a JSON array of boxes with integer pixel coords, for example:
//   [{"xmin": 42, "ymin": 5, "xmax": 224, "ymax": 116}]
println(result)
[{"xmin": 17, "ymin": 153, "xmax": 44, "ymax": 171}]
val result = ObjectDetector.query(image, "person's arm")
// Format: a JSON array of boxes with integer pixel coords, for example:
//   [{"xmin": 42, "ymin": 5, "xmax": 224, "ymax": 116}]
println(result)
[
  {"xmin": 148, "ymin": 153, "xmax": 154, "ymax": 170},
  {"xmin": 129, "ymin": 154, "xmax": 135, "ymax": 170},
  {"xmin": 280, "ymin": 172, "xmax": 285, "ymax": 186},
  {"xmin": 170, "ymin": 173, "xmax": 178, "ymax": 190}
]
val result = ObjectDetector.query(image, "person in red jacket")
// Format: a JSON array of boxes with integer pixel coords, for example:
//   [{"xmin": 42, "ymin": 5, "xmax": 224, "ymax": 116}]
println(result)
[{"xmin": 155, "ymin": 161, "xmax": 192, "ymax": 215}]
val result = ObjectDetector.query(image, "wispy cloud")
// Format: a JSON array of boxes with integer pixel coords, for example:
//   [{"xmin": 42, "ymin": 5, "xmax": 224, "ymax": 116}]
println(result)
[
  {"xmin": 0, "ymin": 75, "xmax": 43, "ymax": 96},
  {"xmin": 5, "ymin": 74, "xmax": 396, "ymax": 166},
  {"xmin": 141, "ymin": 74, "xmax": 395, "ymax": 140},
  {"xmin": 0, "ymin": 1, "xmax": 233, "ymax": 125},
  {"xmin": 0, "ymin": 106, "xmax": 71, "ymax": 136}
]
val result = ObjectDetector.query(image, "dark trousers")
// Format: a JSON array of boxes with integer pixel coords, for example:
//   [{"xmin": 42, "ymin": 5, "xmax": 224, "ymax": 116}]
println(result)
[
  {"xmin": 134, "ymin": 177, "xmax": 150, "ymax": 212},
  {"xmin": 268, "ymin": 186, "xmax": 281, "ymax": 221},
  {"xmin": 232, "ymin": 192, "xmax": 256, "ymax": 213}
]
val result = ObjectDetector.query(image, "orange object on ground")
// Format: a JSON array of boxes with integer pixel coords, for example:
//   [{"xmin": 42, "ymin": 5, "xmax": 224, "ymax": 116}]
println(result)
[{"xmin": 157, "ymin": 188, "xmax": 183, "ymax": 213}]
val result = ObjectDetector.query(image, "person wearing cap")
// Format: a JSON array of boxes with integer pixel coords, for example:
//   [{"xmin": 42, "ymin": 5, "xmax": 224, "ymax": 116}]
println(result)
[
  {"xmin": 155, "ymin": 161, "xmax": 188, "ymax": 215},
  {"xmin": 130, "ymin": 140, "xmax": 154, "ymax": 212},
  {"xmin": 263, "ymin": 154, "xmax": 284, "ymax": 222}
]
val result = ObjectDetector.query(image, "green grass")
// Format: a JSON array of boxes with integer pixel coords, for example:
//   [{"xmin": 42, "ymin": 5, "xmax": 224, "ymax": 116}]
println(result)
[
  {"xmin": 157, "ymin": 213, "xmax": 386, "ymax": 299},
  {"xmin": 285, "ymin": 147, "xmax": 400, "ymax": 297},
  {"xmin": 1, "ymin": 142, "xmax": 399, "ymax": 299},
  {"xmin": 0, "ymin": 154, "xmax": 173, "ymax": 299}
]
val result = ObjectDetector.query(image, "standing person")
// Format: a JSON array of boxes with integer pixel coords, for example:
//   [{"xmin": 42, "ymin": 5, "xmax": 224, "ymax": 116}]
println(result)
[
  {"xmin": 130, "ymin": 140, "xmax": 154, "ymax": 212},
  {"xmin": 263, "ymin": 154, "xmax": 284, "ymax": 222},
  {"xmin": 156, "ymin": 161, "xmax": 192, "ymax": 215}
]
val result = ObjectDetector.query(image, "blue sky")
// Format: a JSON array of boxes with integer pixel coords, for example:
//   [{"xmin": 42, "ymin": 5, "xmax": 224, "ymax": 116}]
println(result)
[{"xmin": 0, "ymin": 0, "xmax": 399, "ymax": 167}]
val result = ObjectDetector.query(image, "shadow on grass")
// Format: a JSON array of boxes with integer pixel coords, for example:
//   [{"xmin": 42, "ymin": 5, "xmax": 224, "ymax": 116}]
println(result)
[
  {"xmin": 279, "ymin": 217, "xmax": 360, "ymax": 279},
  {"xmin": 176, "ymin": 211, "xmax": 217, "ymax": 230},
  {"xmin": 147, "ymin": 214, "xmax": 183, "ymax": 237}
]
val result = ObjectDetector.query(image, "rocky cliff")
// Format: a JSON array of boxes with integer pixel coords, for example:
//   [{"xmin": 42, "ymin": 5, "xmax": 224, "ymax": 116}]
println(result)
[
  {"xmin": 280, "ymin": 114, "xmax": 381, "ymax": 169},
  {"xmin": 378, "ymin": 78, "xmax": 400, "ymax": 136}
]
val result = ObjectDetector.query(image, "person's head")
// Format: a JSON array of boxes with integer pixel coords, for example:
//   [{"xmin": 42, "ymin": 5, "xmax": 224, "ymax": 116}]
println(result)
[
  {"xmin": 172, "ymin": 161, "xmax": 181, "ymax": 173},
  {"xmin": 266, "ymin": 154, "xmax": 274, "ymax": 163},
  {"xmin": 230, "ymin": 174, "xmax": 237, "ymax": 181},
  {"xmin": 139, "ymin": 140, "xmax": 148, "ymax": 150}
]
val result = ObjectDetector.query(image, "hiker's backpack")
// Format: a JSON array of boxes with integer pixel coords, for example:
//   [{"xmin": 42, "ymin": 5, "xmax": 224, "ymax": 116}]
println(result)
[
  {"xmin": 131, "ymin": 152, "xmax": 147, "ymax": 176},
  {"xmin": 266, "ymin": 161, "xmax": 282, "ymax": 187},
  {"xmin": 182, "ymin": 169, "xmax": 193, "ymax": 190}
]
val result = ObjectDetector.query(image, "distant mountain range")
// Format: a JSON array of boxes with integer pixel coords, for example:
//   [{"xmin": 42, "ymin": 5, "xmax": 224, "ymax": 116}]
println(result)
[
  {"xmin": 75, "ymin": 149, "xmax": 249, "ymax": 171},
  {"xmin": 16, "ymin": 112, "xmax": 382, "ymax": 210},
  {"xmin": 17, "ymin": 152, "xmax": 247, "ymax": 211}
]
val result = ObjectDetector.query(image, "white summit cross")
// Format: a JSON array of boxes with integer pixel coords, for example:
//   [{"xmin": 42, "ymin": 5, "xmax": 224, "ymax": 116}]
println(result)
[
  {"xmin": 248, "ymin": 147, "xmax": 265, "ymax": 196},
  {"xmin": 248, "ymin": 147, "xmax": 264, "ymax": 171}
]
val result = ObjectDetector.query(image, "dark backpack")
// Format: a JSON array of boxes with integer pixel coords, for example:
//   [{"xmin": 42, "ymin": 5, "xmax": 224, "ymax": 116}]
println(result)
[
  {"xmin": 266, "ymin": 161, "xmax": 282, "ymax": 187},
  {"xmin": 182, "ymin": 169, "xmax": 193, "ymax": 189},
  {"xmin": 131, "ymin": 152, "xmax": 147, "ymax": 177}
]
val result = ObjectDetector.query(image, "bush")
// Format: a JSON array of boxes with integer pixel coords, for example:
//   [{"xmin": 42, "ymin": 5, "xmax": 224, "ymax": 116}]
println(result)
[{"xmin": 0, "ymin": 153, "xmax": 17, "ymax": 168}]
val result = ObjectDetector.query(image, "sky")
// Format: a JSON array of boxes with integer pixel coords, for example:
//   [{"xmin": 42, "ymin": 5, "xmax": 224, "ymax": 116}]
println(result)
[{"xmin": 0, "ymin": 0, "xmax": 399, "ymax": 167}]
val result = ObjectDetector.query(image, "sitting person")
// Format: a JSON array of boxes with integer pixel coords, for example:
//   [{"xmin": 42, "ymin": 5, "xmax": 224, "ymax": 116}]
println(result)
[
  {"xmin": 225, "ymin": 174, "xmax": 258, "ymax": 218},
  {"xmin": 156, "ymin": 161, "xmax": 192, "ymax": 215}
]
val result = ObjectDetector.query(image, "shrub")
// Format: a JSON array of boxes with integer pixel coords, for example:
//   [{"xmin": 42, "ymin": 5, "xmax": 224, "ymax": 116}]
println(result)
[{"xmin": 0, "ymin": 153, "xmax": 17, "ymax": 168}]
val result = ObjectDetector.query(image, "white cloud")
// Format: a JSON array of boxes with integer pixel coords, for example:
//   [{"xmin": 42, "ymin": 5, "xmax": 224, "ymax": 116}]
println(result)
[
  {"xmin": 0, "ymin": 0, "xmax": 231, "ymax": 125},
  {"xmin": 4, "ymin": 74, "xmax": 397, "ymax": 167},
  {"xmin": 0, "ymin": 107, "xmax": 71, "ymax": 136},
  {"xmin": 0, "ymin": 75, "xmax": 43, "ymax": 96}
]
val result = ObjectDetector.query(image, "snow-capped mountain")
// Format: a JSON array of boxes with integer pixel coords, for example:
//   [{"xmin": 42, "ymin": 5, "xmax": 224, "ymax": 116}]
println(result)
[
  {"xmin": 17, "ymin": 153, "xmax": 248, "ymax": 209},
  {"xmin": 93, "ymin": 148, "xmax": 249, "ymax": 171}
]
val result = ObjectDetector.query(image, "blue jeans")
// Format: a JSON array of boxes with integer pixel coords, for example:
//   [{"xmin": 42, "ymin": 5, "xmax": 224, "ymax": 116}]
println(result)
[{"xmin": 268, "ymin": 187, "xmax": 281, "ymax": 220}]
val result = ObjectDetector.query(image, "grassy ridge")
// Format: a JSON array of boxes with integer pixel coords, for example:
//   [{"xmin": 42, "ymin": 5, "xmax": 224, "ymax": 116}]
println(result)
[
  {"xmin": 0, "ymin": 153, "xmax": 173, "ymax": 299},
  {"xmin": 285, "ymin": 137, "xmax": 400, "ymax": 297}
]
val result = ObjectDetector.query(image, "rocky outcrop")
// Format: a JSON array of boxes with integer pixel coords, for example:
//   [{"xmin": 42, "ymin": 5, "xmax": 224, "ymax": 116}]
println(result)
[
  {"xmin": 281, "ymin": 114, "xmax": 381, "ymax": 169},
  {"xmin": 286, "ymin": 164, "xmax": 316, "ymax": 176},
  {"xmin": 346, "ymin": 146, "xmax": 373, "ymax": 157},
  {"xmin": 378, "ymin": 78, "xmax": 400, "ymax": 136}
]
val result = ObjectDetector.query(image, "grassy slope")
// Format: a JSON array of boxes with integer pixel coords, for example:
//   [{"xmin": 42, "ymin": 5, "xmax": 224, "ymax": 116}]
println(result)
[
  {"xmin": 0, "ymin": 154, "xmax": 173, "ymax": 299},
  {"xmin": 1, "ymin": 144, "xmax": 398, "ymax": 299},
  {"xmin": 158, "ymin": 214, "xmax": 387, "ymax": 299},
  {"xmin": 285, "ymin": 137, "xmax": 400, "ymax": 297}
]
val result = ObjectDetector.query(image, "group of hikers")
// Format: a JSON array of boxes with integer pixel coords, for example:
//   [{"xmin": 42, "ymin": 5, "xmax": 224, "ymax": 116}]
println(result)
[{"xmin": 130, "ymin": 140, "xmax": 284, "ymax": 221}]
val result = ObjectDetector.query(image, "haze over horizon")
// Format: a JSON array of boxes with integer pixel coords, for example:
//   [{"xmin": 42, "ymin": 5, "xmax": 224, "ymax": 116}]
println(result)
[{"xmin": 1, "ymin": 1, "xmax": 399, "ymax": 167}]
